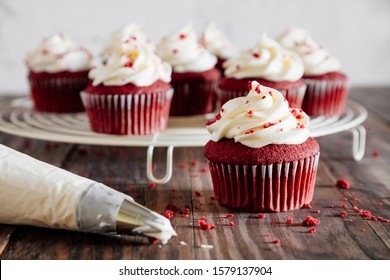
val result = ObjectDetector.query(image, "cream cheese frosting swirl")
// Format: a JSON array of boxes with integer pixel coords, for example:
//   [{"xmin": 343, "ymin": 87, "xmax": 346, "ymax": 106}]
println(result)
[
  {"xmin": 101, "ymin": 23, "xmax": 155, "ymax": 60},
  {"xmin": 89, "ymin": 40, "xmax": 172, "ymax": 87},
  {"xmin": 277, "ymin": 28, "xmax": 341, "ymax": 75},
  {"xmin": 156, "ymin": 25, "xmax": 217, "ymax": 73},
  {"xmin": 207, "ymin": 81, "xmax": 309, "ymax": 148},
  {"xmin": 224, "ymin": 35, "xmax": 304, "ymax": 82},
  {"xmin": 199, "ymin": 22, "xmax": 234, "ymax": 59},
  {"xmin": 26, "ymin": 34, "xmax": 92, "ymax": 73}
]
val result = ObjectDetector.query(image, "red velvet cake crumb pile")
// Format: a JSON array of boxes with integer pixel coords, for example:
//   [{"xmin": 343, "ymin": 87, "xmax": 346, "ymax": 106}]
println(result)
[
  {"xmin": 336, "ymin": 178, "xmax": 350, "ymax": 189},
  {"xmin": 164, "ymin": 210, "xmax": 175, "ymax": 219},
  {"xmin": 302, "ymin": 216, "xmax": 320, "ymax": 226}
]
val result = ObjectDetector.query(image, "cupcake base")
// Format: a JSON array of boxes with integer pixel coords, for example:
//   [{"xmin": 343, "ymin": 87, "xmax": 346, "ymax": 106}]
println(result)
[
  {"xmin": 81, "ymin": 81, "xmax": 173, "ymax": 135},
  {"xmin": 218, "ymin": 77, "xmax": 306, "ymax": 108},
  {"xmin": 302, "ymin": 72, "xmax": 348, "ymax": 117},
  {"xmin": 28, "ymin": 70, "xmax": 89, "ymax": 113},
  {"xmin": 170, "ymin": 68, "xmax": 221, "ymax": 116},
  {"xmin": 204, "ymin": 138, "xmax": 320, "ymax": 212}
]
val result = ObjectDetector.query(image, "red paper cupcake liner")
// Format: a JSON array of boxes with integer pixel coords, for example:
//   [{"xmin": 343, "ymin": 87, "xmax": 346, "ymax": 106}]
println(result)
[
  {"xmin": 81, "ymin": 89, "xmax": 173, "ymax": 135},
  {"xmin": 302, "ymin": 78, "xmax": 348, "ymax": 116},
  {"xmin": 170, "ymin": 80, "xmax": 219, "ymax": 116},
  {"xmin": 218, "ymin": 84, "xmax": 306, "ymax": 108},
  {"xmin": 28, "ymin": 74, "xmax": 88, "ymax": 113},
  {"xmin": 207, "ymin": 153, "xmax": 320, "ymax": 212}
]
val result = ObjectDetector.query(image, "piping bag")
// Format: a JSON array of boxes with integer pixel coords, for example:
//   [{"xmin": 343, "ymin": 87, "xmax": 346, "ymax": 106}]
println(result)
[{"xmin": 0, "ymin": 144, "xmax": 176, "ymax": 244}]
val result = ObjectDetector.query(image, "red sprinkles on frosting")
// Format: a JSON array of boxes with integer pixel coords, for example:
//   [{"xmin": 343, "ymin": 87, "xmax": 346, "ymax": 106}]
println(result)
[
  {"xmin": 255, "ymin": 84, "xmax": 261, "ymax": 93},
  {"xmin": 124, "ymin": 62, "xmax": 134, "ymax": 67},
  {"xmin": 245, "ymin": 128, "xmax": 255, "ymax": 135},
  {"xmin": 302, "ymin": 216, "xmax": 320, "ymax": 226},
  {"xmin": 336, "ymin": 178, "xmax": 350, "ymax": 189},
  {"xmin": 253, "ymin": 53, "xmax": 261, "ymax": 58},
  {"xmin": 179, "ymin": 33, "xmax": 187, "ymax": 40}
]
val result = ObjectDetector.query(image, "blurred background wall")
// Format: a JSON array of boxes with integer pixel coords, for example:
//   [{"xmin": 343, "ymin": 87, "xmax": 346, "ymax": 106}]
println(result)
[{"xmin": 0, "ymin": 0, "xmax": 389, "ymax": 94}]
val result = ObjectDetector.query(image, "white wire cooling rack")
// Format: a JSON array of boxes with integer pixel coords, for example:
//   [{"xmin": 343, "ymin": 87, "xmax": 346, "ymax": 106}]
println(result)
[{"xmin": 0, "ymin": 97, "xmax": 367, "ymax": 183}]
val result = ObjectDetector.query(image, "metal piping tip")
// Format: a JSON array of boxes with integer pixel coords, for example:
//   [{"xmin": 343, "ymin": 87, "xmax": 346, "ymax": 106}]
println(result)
[{"xmin": 116, "ymin": 198, "xmax": 177, "ymax": 242}]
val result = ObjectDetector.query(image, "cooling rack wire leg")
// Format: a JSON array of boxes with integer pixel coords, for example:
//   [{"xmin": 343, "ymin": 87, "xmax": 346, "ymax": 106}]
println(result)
[
  {"xmin": 146, "ymin": 145, "xmax": 174, "ymax": 184},
  {"xmin": 349, "ymin": 125, "xmax": 366, "ymax": 161}
]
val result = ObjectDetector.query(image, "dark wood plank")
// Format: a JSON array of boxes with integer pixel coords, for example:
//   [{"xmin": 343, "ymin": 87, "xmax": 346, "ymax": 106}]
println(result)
[{"xmin": 0, "ymin": 87, "xmax": 389, "ymax": 259}]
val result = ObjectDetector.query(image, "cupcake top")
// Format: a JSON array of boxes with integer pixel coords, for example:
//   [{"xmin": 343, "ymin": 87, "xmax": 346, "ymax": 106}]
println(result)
[
  {"xmin": 89, "ymin": 40, "xmax": 172, "ymax": 87},
  {"xmin": 277, "ymin": 28, "xmax": 341, "ymax": 75},
  {"xmin": 207, "ymin": 81, "xmax": 309, "ymax": 148},
  {"xmin": 26, "ymin": 34, "xmax": 92, "ymax": 73},
  {"xmin": 156, "ymin": 24, "xmax": 217, "ymax": 73},
  {"xmin": 199, "ymin": 22, "xmax": 234, "ymax": 60},
  {"xmin": 101, "ymin": 23, "xmax": 155, "ymax": 59},
  {"xmin": 223, "ymin": 35, "xmax": 304, "ymax": 82}
]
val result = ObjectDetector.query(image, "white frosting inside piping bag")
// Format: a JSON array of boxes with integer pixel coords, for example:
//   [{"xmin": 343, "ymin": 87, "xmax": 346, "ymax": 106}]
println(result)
[{"xmin": 0, "ymin": 145, "xmax": 176, "ymax": 244}]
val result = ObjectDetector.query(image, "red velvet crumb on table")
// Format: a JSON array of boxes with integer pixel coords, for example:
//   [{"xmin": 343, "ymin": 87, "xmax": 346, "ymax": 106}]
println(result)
[
  {"xmin": 135, "ymin": 193, "xmax": 142, "ymax": 198},
  {"xmin": 180, "ymin": 163, "xmax": 188, "ymax": 169},
  {"xmin": 149, "ymin": 183, "xmax": 156, "ymax": 189},
  {"xmin": 371, "ymin": 151, "xmax": 380, "ymax": 158},
  {"xmin": 303, "ymin": 204, "xmax": 312, "ymax": 209},
  {"xmin": 336, "ymin": 178, "xmax": 350, "ymax": 189},
  {"xmin": 342, "ymin": 204, "xmax": 347, "ymax": 209},
  {"xmin": 165, "ymin": 203, "xmax": 180, "ymax": 212},
  {"xmin": 152, "ymin": 164, "xmax": 157, "ymax": 170},
  {"xmin": 286, "ymin": 217, "xmax": 294, "ymax": 224},
  {"xmin": 371, "ymin": 216, "xmax": 377, "ymax": 221},
  {"xmin": 192, "ymin": 160, "xmax": 199, "ymax": 166},
  {"xmin": 266, "ymin": 233, "xmax": 272, "ymax": 237},
  {"xmin": 272, "ymin": 239, "xmax": 280, "ymax": 244},
  {"xmin": 164, "ymin": 210, "xmax": 175, "ymax": 219},
  {"xmin": 258, "ymin": 213, "xmax": 265, "ymax": 219},
  {"xmin": 378, "ymin": 217, "xmax": 383, "ymax": 221},
  {"xmin": 308, "ymin": 227, "xmax": 316, "ymax": 233},
  {"xmin": 353, "ymin": 206, "xmax": 359, "ymax": 212},
  {"xmin": 229, "ymin": 222, "xmax": 235, "ymax": 227},
  {"xmin": 378, "ymin": 202, "xmax": 383, "ymax": 206},
  {"xmin": 195, "ymin": 191, "xmax": 202, "ymax": 197},
  {"xmin": 226, "ymin": 214, "xmax": 234, "ymax": 219},
  {"xmin": 384, "ymin": 219, "xmax": 390, "ymax": 223},
  {"xmin": 360, "ymin": 210, "xmax": 372, "ymax": 218},
  {"xmin": 197, "ymin": 220, "xmax": 216, "ymax": 231},
  {"xmin": 346, "ymin": 219, "xmax": 353, "ymax": 223},
  {"xmin": 148, "ymin": 237, "xmax": 159, "ymax": 245},
  {"xmin": 313, "ymin": 210, "xmax": 320, "ymax": 214},
  {"xmin": 342, "ymin": 197, "xmax": 348, "ymax": 201},
  {"xmin": 340, "ymin": 211, "xmax": 347, "ymax": 217},
  {"xmin": 302, "ymin": 216, "xmax": 320, "ymax": 226}
]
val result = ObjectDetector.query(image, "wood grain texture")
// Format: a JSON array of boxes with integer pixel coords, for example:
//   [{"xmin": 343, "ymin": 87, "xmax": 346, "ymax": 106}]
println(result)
[{"xmin": 0, "ymin": 87, "xmax": 389, "ymax": 260}]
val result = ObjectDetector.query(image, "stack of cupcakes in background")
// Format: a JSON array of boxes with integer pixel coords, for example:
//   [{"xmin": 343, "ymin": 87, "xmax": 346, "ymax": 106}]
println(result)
[
  {"xmin": 26, "ymin": 34, "xmax": 92, "ymax": 113},
  {"xmin": 219, "ymin": 35, "xmax": 306, "ymax": 109},
  {"xmin": 156, "ymin": 25, "xmax": 221, "ymax": 116},
  {"xmin": 204, "ymin": 81, "xmax": 320, "ymax": 212},
  {"xmin": 277, "ymin": 28, "xmax": 349, "ymax": 116},
  {"xmin": 81, "ymin": 37, "xmax": 173, "ymax": 135},
  {"xmin": 199, "ymin": 22, "xmax": 235, "ymax": 73}
]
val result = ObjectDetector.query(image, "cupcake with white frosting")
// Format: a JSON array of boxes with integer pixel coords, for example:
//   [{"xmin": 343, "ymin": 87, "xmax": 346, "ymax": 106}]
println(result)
[
  {"xmin": 219, "ymin": 34, "xmax": 306, "ymax": 108},
  {"xmin": 204, "ymin": 81, "xmax": 320, "ymax": 212},
  {"xmin": 101, "ymin": 23, "xmax": 155, "ymax": 61},
  {"xmin": 81, "ymin": 39, "xmax": 173, "ymax": 135},
  {"xmin": 277, "ymin": 28, "xmax": 348, "ymax": 116},
  {"xmin": 26, "ymin": 34, "xmax": 92, "ymax": 112},
  {"xmin": 199, "ymin": 22, "xmax": 234, "ymax": 72},
  {"xmin": 156, "ymin": 24, "xmax": 221, "ymax": 116}
]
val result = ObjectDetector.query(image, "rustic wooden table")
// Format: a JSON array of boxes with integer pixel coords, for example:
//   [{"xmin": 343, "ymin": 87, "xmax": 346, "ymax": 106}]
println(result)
[{"xmin": 0, "ymin": 87, "xmax": 389, "ymax": 260}]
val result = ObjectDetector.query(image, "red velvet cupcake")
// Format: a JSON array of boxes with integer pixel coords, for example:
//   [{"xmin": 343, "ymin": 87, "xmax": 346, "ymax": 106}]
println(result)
[
  {"xmin": 219, "ymin": 35, "xmax": 306, "ymax": 108},
  {"xmin": 157, "ymin": 25, "xmax": 220, "ymax": 116},
  {"xmin": 81, "ymin": 40, "xmax": 173, "ymax": 135},
  {"xmin": 204, "ymin": 81, "xmax": 320, "ymax": 212},
  {"xmin": 277, "ymin": 28, "xmax": 349, "ymax": 116},
  {"xmin": 26, "ymin": 34, "xmax": 92, "ymax": 113},
  {"xmin": 199, "ymin": 22, "xmax": 235, "ymax": 73}
]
